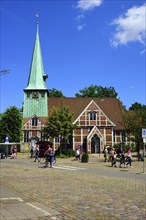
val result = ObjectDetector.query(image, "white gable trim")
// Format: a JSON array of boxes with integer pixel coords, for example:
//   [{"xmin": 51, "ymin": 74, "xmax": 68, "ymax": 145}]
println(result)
[
  {"xmin": 23, "ymin": 116, "xmax": 45, "ymax": 128},
  {"xmin": 91, "ymin": 100, "xmax": 115, "ymax": 126},
  {"xmin": 87, "ymin": 126, "xmax": 103, "ymax": 140},
  {"xmin": 73, "ymin": 100, "xmax": 115, "ymax": 126},
  {"xmin": 73, "ymin": 100, "xmax": 93, "ymax": 124}
]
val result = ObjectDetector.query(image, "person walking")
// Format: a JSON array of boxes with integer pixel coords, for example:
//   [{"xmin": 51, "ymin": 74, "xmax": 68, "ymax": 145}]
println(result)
[
  {"xmin": 49, "ymin": 147, "xmax": 54, "ymax": 168},
  {"xmin": 104, "ymin": 147, "xmax": 108, "ymax": 162},
  {"xmin": 34, "ymin": 146, "xmax": 40, "ymax": 162},
  {"xmin": 119, "ymin": 150, "xmax": 126, "ymax": 168},
  {"xmin": 126, "ymin": 148, "xmax": 133, "ymax": 168},
  {"xmin": 111, "ymin": 148, "xmax": 117, "ymax": 167},
  {"xmin": 30, "ymin": 147, "xmax": 34, "ymax": 158},
  {"xmin": 74, "ymin": 148, "xmax": 80, "ymax": 160}
]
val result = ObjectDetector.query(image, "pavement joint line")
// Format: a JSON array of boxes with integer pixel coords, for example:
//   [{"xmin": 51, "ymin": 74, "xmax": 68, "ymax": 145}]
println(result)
[
  {"xmin": 26, "ymin": 202, "xmax": 52, "ymax": 216},
  {"xmin": 0, "ymin": 197, "xmax": 23, "ymax": 202},
  {"xmin": 53, "ymin": 166, "xmax": 77, "ymax": 171},
  {"xmin": 57, "ymin": 165, "xmax": 87, "ymax": 169}
]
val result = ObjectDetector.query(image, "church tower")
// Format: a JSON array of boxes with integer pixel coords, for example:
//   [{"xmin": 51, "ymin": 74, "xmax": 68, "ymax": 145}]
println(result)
[{"xmin": 23, "ymin": 22, "xmax": 48, "ymax": 118}]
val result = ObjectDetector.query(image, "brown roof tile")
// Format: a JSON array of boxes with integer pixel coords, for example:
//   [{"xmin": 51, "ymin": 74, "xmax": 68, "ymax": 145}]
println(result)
[{"xmin": 48, "ymin": 97, "xmax": 125, "ymax": 130}]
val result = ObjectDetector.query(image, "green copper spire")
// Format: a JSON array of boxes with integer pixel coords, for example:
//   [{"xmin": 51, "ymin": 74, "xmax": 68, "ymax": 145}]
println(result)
[
  {"xmin": 25, "ymin": 22, "xmax": 48, "ymax": 90},
  {"xmin": 23, "ymin": 21, "xmax": 48, "ymax": 118}
]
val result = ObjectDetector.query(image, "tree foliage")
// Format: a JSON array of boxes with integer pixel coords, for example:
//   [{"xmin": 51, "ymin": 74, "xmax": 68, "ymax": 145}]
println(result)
[
  {"xmin": 123, "ymin": 102, "xmax": 146, "ymax": 147},
  {"xmin": 75, "ymin": 85, "xmax": 118, "ymax": 98},
  {"xmin": 129, "ymin": 102, "xmax": 146, "ymax": 111},
  {"xmin": 48, "ymin": 88, "xmax": 64, "ymax": 97},
  {"xmin": 42, "ymin": 103, "xmax": 77, "ymax": 147},
  {"xmin": 0, "ymin": 106, "xmax": 22, "ymax": 143},
  {"xmin": 0, "ymin": 69, "xmax": 10, "ymax": 76}
]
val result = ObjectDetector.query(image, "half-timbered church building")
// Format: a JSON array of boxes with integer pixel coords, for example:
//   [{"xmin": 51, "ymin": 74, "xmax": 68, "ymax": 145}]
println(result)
[{"xmin": 22, "ymin": 23, "xmax": 126, "ymax": 153}]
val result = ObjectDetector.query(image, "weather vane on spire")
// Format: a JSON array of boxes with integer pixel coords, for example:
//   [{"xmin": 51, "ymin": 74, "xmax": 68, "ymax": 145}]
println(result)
[{"xmin": 35, "ymin": 12, "xmax": 39, "ymax": 24}]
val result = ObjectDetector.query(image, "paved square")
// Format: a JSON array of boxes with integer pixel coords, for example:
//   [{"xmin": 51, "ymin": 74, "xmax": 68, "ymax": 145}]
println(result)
[{"xmin": 0, "ymin": 154, "xmax": 145, "ymax": 220}]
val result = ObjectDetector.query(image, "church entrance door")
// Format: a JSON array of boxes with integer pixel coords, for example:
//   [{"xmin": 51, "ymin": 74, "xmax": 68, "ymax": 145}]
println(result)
[{"xmin": 91, "ymin": 134, "xmax": 100, "ymax": 153}]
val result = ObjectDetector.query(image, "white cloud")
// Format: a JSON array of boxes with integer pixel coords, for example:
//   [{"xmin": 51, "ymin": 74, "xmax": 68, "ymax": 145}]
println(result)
[
  {"xmin": 77, "ymin": 24, "xmax": 86, "ymax": 31},
  {"xmin": 75, "ymin": 0, "xmax": 102, "ymax": 31},
  {"xmin": 76, "ymin": 0, "xmax": 103, "ymax": 11},
  {"xmin": 110, "ymin": 4, "xmax": 146, "ymax": 47},
  {"xmin": 76, "ymin": 14, "xmax": 85, "ymax": 21},
  {"xmin": 140, "ymin": 49, "xmax": 146, "ymax": 55}
]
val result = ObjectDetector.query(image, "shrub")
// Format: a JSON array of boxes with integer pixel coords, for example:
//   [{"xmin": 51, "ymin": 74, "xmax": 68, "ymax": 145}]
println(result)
[
  {"xmin": 55, "ymin": 149, "xmax": 75, "ymax": 158},
  {"xmin": 81, "ymin": 153, "xmax": 89, "ymax": 163},
  {"xmin": 62, "ymin": 149, "xmax": 75, "ymax": 157},
  {"xmin": 58, "ymin": 154, "xmax": 67, "ymax": 158}
]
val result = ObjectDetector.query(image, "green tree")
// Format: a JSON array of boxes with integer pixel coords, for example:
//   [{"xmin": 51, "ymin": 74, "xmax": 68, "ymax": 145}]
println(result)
[
  {"xmin": 42, "ymin": 103, "xmax": 77, "ymax": 150},
  {"xmin": 123, "ymin": 102, "xmax": 146, "ymax": 151},
  {"xmin": 48, "ymin": 88, "xmax": 64, "ymax": 97},
  {"xmin": 129, "ymin": 102, "xmax": 146, "ymax": 111},
  {"xmin": 75, "ymin": 85, "xmax": 118, "ymax": 98},
  {"xmin": 0, "ymin": 106, "xmax": 22, "ymax": 142}
]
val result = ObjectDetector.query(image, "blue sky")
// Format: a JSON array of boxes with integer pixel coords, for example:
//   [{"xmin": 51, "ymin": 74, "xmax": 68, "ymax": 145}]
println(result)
[{"xmin": 0, "ymin": 0, "xmax": 145, "ymax": 113}]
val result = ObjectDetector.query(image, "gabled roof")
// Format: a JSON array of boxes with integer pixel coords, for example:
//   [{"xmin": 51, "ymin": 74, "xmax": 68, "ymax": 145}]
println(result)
[
  {"xmin": 23, "ymin": 117, "xmax": 47, "ymax": 125},
  {"xmin": 87, "ymin": 126, "xmax": 104, "ymax": 139},
  {"xmin": 74, "ymin": 100, "xmax": 115, "ymax": 126},
  {"xmin": 48, "ymin": 97, "xmax": 125, "ymax": 130},
  {"xmin": 25, "ymin": 23, "xmax": 48, "ymax": 90}
]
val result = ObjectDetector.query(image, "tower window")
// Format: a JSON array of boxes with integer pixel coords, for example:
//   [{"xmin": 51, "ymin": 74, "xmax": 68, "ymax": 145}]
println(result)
[
  {"xmin": 32, "ymin": 92, "xmax": 38, "ymax": 98},
  {"xmin": 41, "ymin": 92, "xmax": 45, "ymax": 97},
  {"xmin": 27, "ymin": 92, "xmax": 30, "ymax": 98},
  {"xmin": 89, "ymin": 111, "xmax": 96, "ymax": 120}
]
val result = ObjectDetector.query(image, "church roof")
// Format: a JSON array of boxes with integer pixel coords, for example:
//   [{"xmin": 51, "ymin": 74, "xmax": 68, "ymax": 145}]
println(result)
[
  {"xmin": 47, "ymin": 97, "xmax": 125, "ymax": 130},
  {"xmin": 25, "ymin": 23, "xmax": 48, "ymax": 90}
]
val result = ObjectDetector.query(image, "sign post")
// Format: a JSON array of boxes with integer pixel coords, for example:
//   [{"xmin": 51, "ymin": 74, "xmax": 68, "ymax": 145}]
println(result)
[{"xmin": 142, "ymin": 129, "xmax": 146, "ymax": 173}]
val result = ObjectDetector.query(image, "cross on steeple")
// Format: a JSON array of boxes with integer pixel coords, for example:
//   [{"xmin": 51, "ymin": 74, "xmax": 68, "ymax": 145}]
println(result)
[{"xmin": 35, "ymin": 12, "xmax": 39, "ymax": 24}]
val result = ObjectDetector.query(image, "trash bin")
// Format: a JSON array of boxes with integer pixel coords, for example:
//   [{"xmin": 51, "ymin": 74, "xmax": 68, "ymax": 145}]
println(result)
[{"xmin": 0, "ymin": 153, "xmax": 5, "ymax": 159}]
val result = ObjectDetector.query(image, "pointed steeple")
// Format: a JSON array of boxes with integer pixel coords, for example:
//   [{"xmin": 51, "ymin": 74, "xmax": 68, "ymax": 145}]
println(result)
[
  {"xmin": 23, "ymin": 20, "xmax": 48, "ymax": 118},
  {"xmin": 25, "ymin": 22, "xmax": 48, "ymax": 90}
]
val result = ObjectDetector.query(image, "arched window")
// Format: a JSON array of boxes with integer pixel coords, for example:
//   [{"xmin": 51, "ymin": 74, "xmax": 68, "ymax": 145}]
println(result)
[
  {"xmin": 90, "ymin": 111, "xmax": 96, "ymax": 120},
  {"xmin": 32, "ymin": 115, "xmax": 38, "ymax": 126},
  {"xmin": 24, "ymin": 131, "xmax": 29, "ymax": 142}
]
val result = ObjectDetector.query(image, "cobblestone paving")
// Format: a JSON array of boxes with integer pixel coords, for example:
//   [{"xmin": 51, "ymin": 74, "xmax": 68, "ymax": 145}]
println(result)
[{"xmin": 0, "ymin": 155, "xmax": 146, "ymax": 220}]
